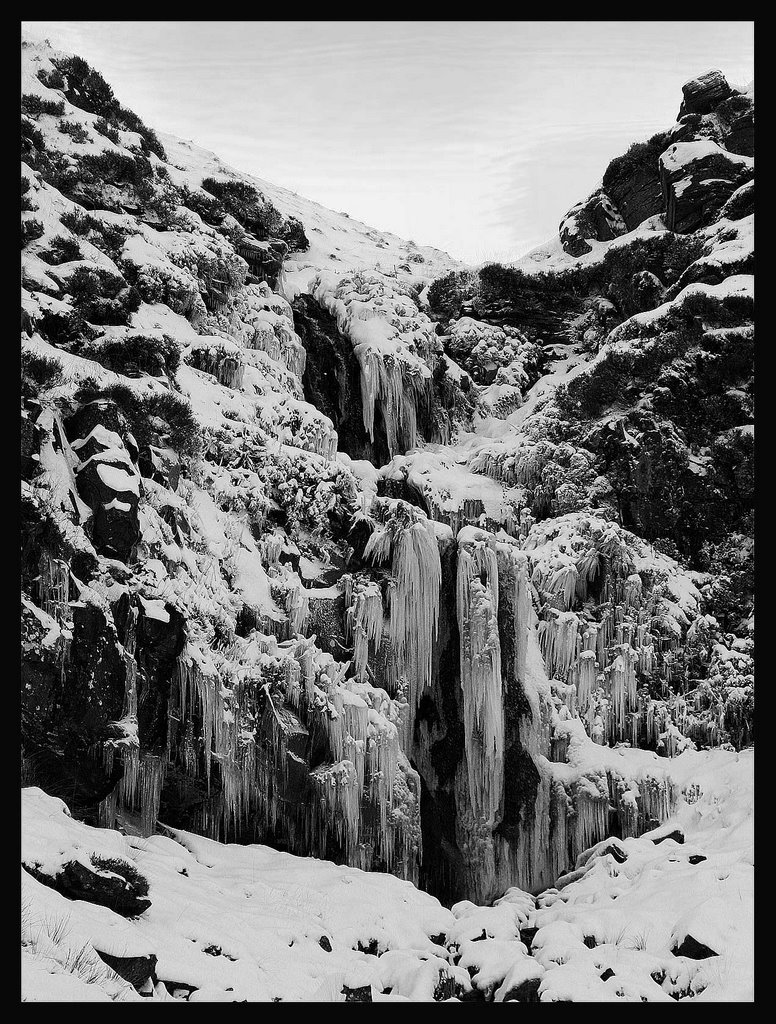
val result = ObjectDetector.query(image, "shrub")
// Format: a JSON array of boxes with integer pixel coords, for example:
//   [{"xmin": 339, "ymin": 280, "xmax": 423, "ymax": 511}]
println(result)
[
  {"xmin": 21, "ymin": 349, "xmax": 65, "ymax": 398},
  {"xmin": 37, "ymin": 235, "xmax": 83, "ymax": 265},
  {"xmin": 21, "ymin": 93, "xmax": 66, "ymax": 117},
  {"xmin": 58, "ymin": 119, "xmax": 91, "ymax": 144},
  {"xmin": 22, "ymin": 219, "xmax": 44, "ymax": 247},
  {"xmin": 178, "ymin": 184, "xmax": 225, "ymax": 224},
  {"xmin": 83, "ymin": 332, "xmax": 181, "ymax": 378},
  {"xmin": 52, "ymin": 56, "xmax": 167, "ymax": 160},
  {"xmin": 21, "ymin": 176, "xmax": 35, "ymax": 212},
  {"xmin": 60, "ymin": 209, "xmax": 127, "ymax": 258},
  {"xmin": 93, "ymin": 117, "xmax": 120, "ymax": 144},
  {"xmin": 602, "ymin": 131, "xmax": 669, "ymax": 191},
  {"xmin": 80, "ymin": 150, "xmax": 146, "ymax": 186},
  {"xmin": 23, "ymin": 148, "xmax": 79, "ymax": 194},
  {"xmin": 89, "ymin": 855, "xmax": 149, "ymax": 897},
  {"xmin": 37, "ymin": 308, "xmax": 93, "ymax": 349},
  {"xmin": 201, "ymin": 176, "xmax": 284, "ymax": 239},
  {"xmin": 60, "ymin": 209, "xmax": 94, "ymax": 236},
  {"xmin": 21, "ymin": 116, "xmax": 45, "ymax": 155},
  {"xmin": 66, "ymin": 266, "xmax": 142, "ymax": 326},
  {"xmin": 74, "ymin": 380, "xmax": 201, "ymax": 458},
  {"xmin": 36, "ymin": 67, "xmax": 66, "ymax": 91},
  {"xmin": 427, "ymin": 269, "xmax": 479, "ymax": 322}
]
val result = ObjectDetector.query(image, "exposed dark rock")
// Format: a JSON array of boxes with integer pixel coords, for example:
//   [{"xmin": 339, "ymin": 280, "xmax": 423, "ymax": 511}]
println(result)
[
  {"xmin": 718, "ymin": 180, "xmax": 754, "ymax": 221},
  {"xmin": 651, "ymin": 827, "xmax": 685, "ymax": 845},
  {"xmin": 73, "ymin": 429, "xmax": 141, "ymax": 562},
  {"xmin": 24, "ymin": 858, "xmax": 151, "ymax": 917},
  {"xmin": 672, "ymin": 934, "xmax": 719, "ymax": 959},
  {"xmin": 660, "ymin": 141, "xmax": 753, "ymax": 234},
  {"xmin": 138, "ymin": 444, "xmax": 180, "ymax": 491},
  {"xmin": 318, "ymin": 935, "xmax": 332, "ymax": 952},
  {"xmin": 293, "ymin": 293, "xmax": 389, "ymax": 465},
  {"xmin": 602, "ymin": 132, "xmax": 669, "ymax": 230},
  {"xmin": 96, "ymin": 950, "xmax": 158, "ymax": 990},
  {"xmin": 600, "ymin": 968, "xmax": 616, "ymax": 981},
  {"xmin": 688, "ymin": 854, "xmax": 707, "ymax": 865},
  {"xmin": 21, "ymin": 412, "xmax": 43, "ymax": 479},
  {"xmin": 342, "ymin": 984, "xmax": 373, "ymax": 1002},
  {"xmin": 559, "ymin": 189, "xmax": 626, "ymax": 256},
  {"xmin": 679, "ymin": 71, "xmax": 733, "ymax": 118},
  {"xmin": 502, "ymin": 977, "xmax": 542, "ymax": 1002}
]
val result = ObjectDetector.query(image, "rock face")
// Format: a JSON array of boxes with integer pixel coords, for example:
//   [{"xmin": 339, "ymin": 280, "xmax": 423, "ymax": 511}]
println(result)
[
  {"xmin": 660, "ymin": 140, "xmax": 754, "ymax": 233},
  {"xmin": 559, "ymin": 189, "xmax": 627, "ymax": 256},
  {"xmin": 73, "ymin": 426, "xmax": 141, "ymax": 562},
  {"xmin": 20, "ymin": 38, "xmax": 754, "ymax": 934},
  {"xmin": 678, "ymin": 70, "xmax": 733, "ymax": 117}
]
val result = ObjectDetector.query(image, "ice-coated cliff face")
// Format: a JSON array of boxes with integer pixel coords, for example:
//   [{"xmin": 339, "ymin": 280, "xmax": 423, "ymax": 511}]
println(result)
[{"xmin": 21, "ymin": 41, "xmax": 753, "ymax": 1001}]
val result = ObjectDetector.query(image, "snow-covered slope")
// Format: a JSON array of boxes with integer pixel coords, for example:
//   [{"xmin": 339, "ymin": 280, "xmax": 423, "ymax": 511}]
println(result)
[
  {"xmin": 21, "ymin": 39, "xmax": 753, "ymax": 1003},
  {"xmin": 22, "ymin": 747, "xmax": 752, "ymax": 1001}
]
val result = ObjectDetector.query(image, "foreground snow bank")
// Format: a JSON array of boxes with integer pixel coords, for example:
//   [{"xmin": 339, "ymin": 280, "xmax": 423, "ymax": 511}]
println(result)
[{"xmin": 21, "ymin": 748, "xmax": 752, "ymax": 1002}]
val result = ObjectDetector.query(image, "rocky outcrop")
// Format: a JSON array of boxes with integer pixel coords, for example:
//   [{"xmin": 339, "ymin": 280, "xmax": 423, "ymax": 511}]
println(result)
[
  {"xmin": 660, "ymin": 140, "xmax": 753, "ymax": 234},
  {"xmin": 24, "ymin": 856, "xmax": 151, "ymax": 917},
  {"xmin": 559, "ymin": 189, "xmax": 627, "ymax": 256},
  {"xmin": 678, "ymin": 70, "xmax": 733, "ymax": 117}
]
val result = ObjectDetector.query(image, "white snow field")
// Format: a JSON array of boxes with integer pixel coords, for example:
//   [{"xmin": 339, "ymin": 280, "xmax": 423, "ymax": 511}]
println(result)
[{"xmin": 22, "ymin": 747, "xmax": 752, "ymax": 1002}]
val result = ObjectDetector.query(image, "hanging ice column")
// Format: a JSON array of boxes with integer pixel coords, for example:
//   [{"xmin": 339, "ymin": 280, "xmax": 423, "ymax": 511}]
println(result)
[
  {"xmin": 363, "ymin": 498, "xmax": 441, "ymax": 724},
  {"xmin": 456, "ymin": 527, "xmax": 505, "ymax": 826},
  {"xmin": 309, "ymin": 270, "xmax": 436, "ymax": 458},
  {"xmin": 343, "ymin": 574, "xmax": 384, "ymax": 681}
]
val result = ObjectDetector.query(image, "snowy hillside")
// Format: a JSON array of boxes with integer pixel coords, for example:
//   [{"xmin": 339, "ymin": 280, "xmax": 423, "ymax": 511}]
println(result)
[
  {"xmin": 22, "ymin": 751, "xmax": 753, "ymax": 1001},
  {"xmin": 21, "ymin": 39, "xmax": 753, "ymax": 1002}
]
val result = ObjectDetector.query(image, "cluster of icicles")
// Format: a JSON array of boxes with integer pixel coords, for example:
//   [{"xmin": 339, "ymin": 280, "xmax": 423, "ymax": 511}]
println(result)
[
  {"xmin": 97, "ymin": 610, "xmax": 423, "ymax": 881},
  {"xmin": 92, "ymin": 495, "xmax": 696, "ymax": 895},
  {"xmin": 309, "ymin": 271, "xmax": 453, "ymax": 458}
]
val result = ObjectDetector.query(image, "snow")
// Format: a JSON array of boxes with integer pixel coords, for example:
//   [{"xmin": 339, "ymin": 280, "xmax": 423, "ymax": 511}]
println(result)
[
  {"xmin": 20, "ymin": 36, "xmax": 753, "ymax": 1003},
  {"xmin": 22, "ymin": 746, "xmax": 753, "ymax": 1000}
]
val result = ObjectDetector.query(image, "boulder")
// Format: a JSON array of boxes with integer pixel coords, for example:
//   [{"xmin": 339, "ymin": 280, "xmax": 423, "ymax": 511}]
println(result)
[
  {"xmin": 74, "ymin": 428, "xmax": 141, "ymax": 562},
  {"xmin": 96, "ymin": 951, "xmax": 158, "ymax": 990},
  {"xmin": 670, "ymin": 91, "xmax": 754, "ymax": 159},
  {"xmin": 342, "ymin": 984, "xmax": 372, "ymax": 1002},
  {"xmin": 679, "ymin": 70, "xmax": 733, "ymax": 117},
  {"xmin": 559, "ymin": 189, "xmax": 627, "ymax": 256},
  {"xmin": 502, "ymin": 977, "xmax": 542, "ymax": 1002},
  {"xmin": 24, "ymin": 857, "xmax": 151, "ymax": 917},
  {"xmin": 138, "ymin": 444, "xmax": 181, "ymax": 491},
  {"xmin": 672, "ymin": 934, "xmax": 719, "ymax": 960}
]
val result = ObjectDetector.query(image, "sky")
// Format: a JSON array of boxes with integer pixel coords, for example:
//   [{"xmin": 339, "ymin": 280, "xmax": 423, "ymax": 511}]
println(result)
[{"xmin": 21, "ymin": 21, "xmax": 754, "ymax": 264}]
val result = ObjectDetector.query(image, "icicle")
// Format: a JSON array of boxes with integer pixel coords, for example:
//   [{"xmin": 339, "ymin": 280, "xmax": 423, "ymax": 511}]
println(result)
[
  {"xmin": 310, "ymin": 760, "xmax": 361, "ymax": 860},
  {"xmin": 572, "ymin": 777, "xmax": 609, "ymax": 859},
  {"xmin": 605, "ymin": 643, "xmax": 638, "ymax": 742},
  {"xmin": 388, "ymin": 752, "xmax": 422, "ymax": 884},
  {"xmin": 97, "ymin": 787, "xmax": 118, "ymax": 829},
  {"xmin": 538, "ymin": 610, "xmax": 581, "ymax": 682},
  {"xmin": 38, "ymin": 553, "xmax": 70, "ymax": 623},
  {"xmin": 456, "ymin": 528, "xmax": 504, "ymax": 825},
  {"xmin": 344, "ymin": 577, "xmax": 384, "ymax": 681},
  {"xmin": 364, "ymin": 500, "xmax": 441, "ymax": 713},
  {"xmin": 138, "ymin": 754, "xmax": 165, "ymax": 836}
]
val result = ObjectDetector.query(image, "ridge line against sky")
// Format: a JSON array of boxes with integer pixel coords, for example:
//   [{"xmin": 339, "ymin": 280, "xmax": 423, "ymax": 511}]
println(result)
[{"xmin": 22, "ymin": 20, "xmax": 754, "ymax": 264}]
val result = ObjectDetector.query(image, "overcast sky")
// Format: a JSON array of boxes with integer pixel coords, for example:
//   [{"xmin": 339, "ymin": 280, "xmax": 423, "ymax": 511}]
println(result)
[{"xmin": 22, "ymin": 21, "xmax": 754, "ymax": 263}]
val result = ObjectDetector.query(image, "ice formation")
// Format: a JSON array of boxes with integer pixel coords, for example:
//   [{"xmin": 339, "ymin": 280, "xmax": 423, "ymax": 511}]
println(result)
[{"xmin": 20, "ymin": 38, "xmax": 753, "ymax": 1001}]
